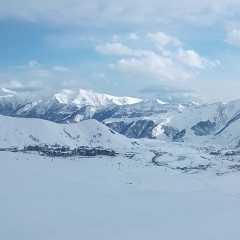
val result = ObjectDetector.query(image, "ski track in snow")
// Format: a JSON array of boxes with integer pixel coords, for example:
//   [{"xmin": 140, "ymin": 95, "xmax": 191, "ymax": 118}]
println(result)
[{"xmin": 1, "ymin": 149, "xmax": 240, "ymax": 240}]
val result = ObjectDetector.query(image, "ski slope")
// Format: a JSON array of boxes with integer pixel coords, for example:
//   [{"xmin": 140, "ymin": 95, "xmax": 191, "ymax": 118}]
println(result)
[
  {"xmin": 0, "ymin": 115, "xmax": 132, "ymax": 149},
  {"xmin": 1, "ymin": 150, "xmax": 240, "ymax": 240}
]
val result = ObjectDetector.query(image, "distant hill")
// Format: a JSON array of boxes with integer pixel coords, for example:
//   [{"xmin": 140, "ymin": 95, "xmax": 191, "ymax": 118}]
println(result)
[{"xmin": 0, "ymin": 115, "xmax": 133, "ymax": 149}]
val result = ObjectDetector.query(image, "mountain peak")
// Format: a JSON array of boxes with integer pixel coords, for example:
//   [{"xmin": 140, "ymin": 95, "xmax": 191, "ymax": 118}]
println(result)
[
  {"xmin": 143, "ymin": 98, "xmax": 167, "ymax": 105},
  {"xmin": 54, "ymin": 88, "xmax": 142, "ymax": 107}
]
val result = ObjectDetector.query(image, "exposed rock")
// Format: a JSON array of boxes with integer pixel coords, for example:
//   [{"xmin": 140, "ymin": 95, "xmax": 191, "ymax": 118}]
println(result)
[
  {"xmin": 105, "ymin": 120, "xmax": 156, "ymax": 139},
  {"xmin": 191, "ymin": 120, "xmax": 216, "ymax": 136},
  {"xmin": 173, "ymin": 129, "xmax": 186, "ymax": 141}
]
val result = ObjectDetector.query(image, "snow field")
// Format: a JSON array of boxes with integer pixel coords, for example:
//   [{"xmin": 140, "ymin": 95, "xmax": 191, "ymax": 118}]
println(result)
[{"xmin": 1, "ymin": 151, "xmax": 240, "ymax": 240}]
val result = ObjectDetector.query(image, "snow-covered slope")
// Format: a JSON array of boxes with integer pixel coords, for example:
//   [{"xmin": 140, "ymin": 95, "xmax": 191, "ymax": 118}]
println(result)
[
  {"xmin": 148, "ymin": 100, "xmax": 240, "ymax": 147},
  {"xmin": 3, "ymin": 87, "xmax": 240, "ymax": 148},
  {"xmin": 2, "ymin": 141, "xmax": 240, "ymax": 240},
  {"xmin": 0, "ymin": 115, "xmax": 132, "ymax": 149},
  {"xmin": 57, "ymin": 88, "xmax": 142, "ymax": 106},
  {"xmin": 98, "ymin": 99, "xmax": 240, "ymax": 147}
]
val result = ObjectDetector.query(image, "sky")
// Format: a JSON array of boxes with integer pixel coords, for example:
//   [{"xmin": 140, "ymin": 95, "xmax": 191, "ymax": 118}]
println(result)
[{"xmin": 1, "ymin": 0, "xmax": 240, "ymax": 103}]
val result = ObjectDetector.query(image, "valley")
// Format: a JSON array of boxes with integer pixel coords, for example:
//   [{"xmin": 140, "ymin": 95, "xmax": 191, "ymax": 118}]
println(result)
[
  {"xmin": 1, "ymin": 88, "xmax": 240, "ymax": 239},
  {"xmin": 1, "ymin": 143, "xmax": 240, "ymax": 240}
]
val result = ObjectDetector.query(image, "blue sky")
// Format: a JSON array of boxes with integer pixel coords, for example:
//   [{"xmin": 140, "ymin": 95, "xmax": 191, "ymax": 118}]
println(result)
[{"xmin": 1, "ymin": 0, "xmax": 240, "ymax": 103}]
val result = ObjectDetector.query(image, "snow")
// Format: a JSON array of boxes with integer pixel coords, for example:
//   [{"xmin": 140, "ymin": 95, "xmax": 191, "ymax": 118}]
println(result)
[
  {"xmin": 3, "ymin": 88, "xmax": 240, "ymax": 147},
  {"xmin": 1, "ymin": 113, "xmax": 240, "ymax": 239},
  {"xmin": 1, "ymin": 149, "xmax": 240, "ymax": 240},
  {"xmin": 0, "ymin": 87, "xmax": 17, "ymax": 96},
  {"xmin": 152, "ymin": 117, "xmax": 173, "ymax": 136},
  {"xmin": 0, "ymin": 115, "xmax": 132, "ymax": 149},
  {"xmin": 0, "ymin": 88, "xmax": 143, "ymax": 125},
  {"xmin": 2, "ymin": 93, "xmax": 240, "ymax": 239},
  {"xmin": 54, "ymin": 88, "xmax": 142, "ymax": 107}
]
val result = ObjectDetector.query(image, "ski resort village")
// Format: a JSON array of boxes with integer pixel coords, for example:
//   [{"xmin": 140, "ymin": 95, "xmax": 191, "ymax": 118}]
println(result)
[{"xmin": 1, "ymin": 144, "xmax": 117, "ymax": 157}]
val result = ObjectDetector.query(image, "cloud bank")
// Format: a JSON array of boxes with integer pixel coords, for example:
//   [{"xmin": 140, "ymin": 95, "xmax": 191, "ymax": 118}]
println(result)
[
  {"xmin": 96, "ymin": 32, "xmax": 219, "ymax": 82},
  {"xmin": 1, "ymin": 0, "xmax": 240, "ymax": 27}
]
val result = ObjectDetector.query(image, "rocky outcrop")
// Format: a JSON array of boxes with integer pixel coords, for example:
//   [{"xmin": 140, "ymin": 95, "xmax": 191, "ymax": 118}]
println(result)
[
  {"xmin": 105, "ymin": 120, "xmax": 157, "ymax": 139},
  {"xmin": 191, "ymin": 120, "xmax": 216, "ymax": 136}
]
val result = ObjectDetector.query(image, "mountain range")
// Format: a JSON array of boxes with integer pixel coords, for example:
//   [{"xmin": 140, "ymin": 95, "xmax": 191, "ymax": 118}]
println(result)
[{"xmin": 1, "ymin": 87, "xmax": 240, "ymax": 148}]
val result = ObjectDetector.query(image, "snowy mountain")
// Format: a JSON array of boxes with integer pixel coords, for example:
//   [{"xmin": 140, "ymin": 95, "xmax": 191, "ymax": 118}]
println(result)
[
  {"xmin": 0, "ymin": 115, "xmax": 133, "ymax": 149},
  {"xmin": 102, "ymin": 99, "xmax": 240, "ymax": 148},
  {"xmin": 0, "ymin": 88, "xmax": 142, "ymax": 123},
  {"xmin": 2, "ymin": 88, "xmax": 240, "ymax": 148}
]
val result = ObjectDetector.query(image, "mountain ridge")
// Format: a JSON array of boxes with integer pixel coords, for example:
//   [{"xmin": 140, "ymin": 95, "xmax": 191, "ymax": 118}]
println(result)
[
  {"xmin": 2, "ymin": 88, "xmax": 240, "ymax": 148},
  {"xmin": 0, "ymin": 88, "xmax": 143, "ymax": 122}
]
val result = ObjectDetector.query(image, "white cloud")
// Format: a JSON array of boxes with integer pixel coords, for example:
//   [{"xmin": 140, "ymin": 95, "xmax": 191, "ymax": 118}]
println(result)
[
  {"xmin": 61, "ymin": 78, "xmax": 92, "ymax": 90},
  {"xmin": 96, "ymin": 42, "xmax": 155, "ymax": 57},
  {"xmin": 61, "ymin": 80, "xmax": 79, "ymax": 87},
  {"xmin": 45, "ymin": 33, "xmax": 97, "ymax": 48},
  {"xmin": 14, "ymin": 61, "xmax": 53, "ymax": 79},
  {"xmin": 0, "ymin": 79, "xmax": 47, "ymax": 90},
  {"xmin": 177, "ymin": 47, "xmax": 219, "ymax": 69},
  {"xmin": 53, "ymin": 66, "xmax": 69, "ymax": 72},
  {"xmin": 28, "ymin": 60, "xmax": 41, "ymax": 68},
  {"xmin": 92, "ymin": 72, "xmax": 108, "ymax": 81},
  {"xmin": 112, "ymin": 35, "xmax": 120, "ymax": 42},
  {"xmin": 128, "ymin": 33, "xmax": 138, "ymax": 40},
  {"xmin": 13, "ymin": 60, "xmax": 42, "ymax": 70},
  {"xmin": 27, "ymin": 69, "xmax": 53, "ymax": 79},
  {"xmin": 95, "ymin": 43, "xmax": 135, "ymax": 55},
  {"xmin": 138, "ymin": 83, "xmax": 204, "ymax": 103},
  {"xmin": 9, "ymin": 80, "xmax": 23, "ymax": 88},
  {"xmin": 8, "ymin": 80, "xmax": 23, "ymax": 88},
  {"xmin": 0, "ymin": 1, "xmax": 238, "ymax": 102},
  {"xmin": 226, "ymin": 29, "xmax": 240, "ymax": 47},
  {"xmin": 96, "ymin": 33, "xmax": 219, "ymax": 82},
  {"xmin": 27, "ymin": 80, "xmax": 50, "ymax": 89},
  {"xmin": 0, "ymin": 60, "xmax": 53, "ymax": 89},
  {"xmin": 115, "ymin": 54, "xmax": 192, "ymax": 81},
  {"xmin": 147, "ymin": 32, "xmax": 181, "ymax": 49},
  {"xmin": 2, "ymin": 0, "xmax": 239, "ymax": 27}
]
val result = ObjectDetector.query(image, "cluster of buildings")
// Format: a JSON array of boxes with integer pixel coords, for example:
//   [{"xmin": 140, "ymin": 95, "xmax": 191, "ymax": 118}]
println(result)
[{"xmin": 23, "ymin": 144, "xmax": 116, "ymax": 157}]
